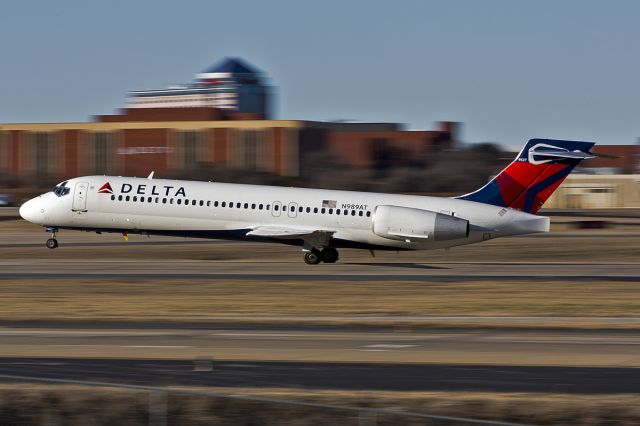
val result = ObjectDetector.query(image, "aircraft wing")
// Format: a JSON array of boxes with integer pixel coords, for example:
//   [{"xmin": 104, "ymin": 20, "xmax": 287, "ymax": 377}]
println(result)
[{"xmin": 246, "ymin": 226, "xmax": 335, "ymax": 240}]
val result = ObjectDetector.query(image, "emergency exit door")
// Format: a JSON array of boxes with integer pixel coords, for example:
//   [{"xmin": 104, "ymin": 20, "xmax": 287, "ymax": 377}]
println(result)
[{"xmin": 72, "ymin": 182, "xmax": 89, "ymax": 211}]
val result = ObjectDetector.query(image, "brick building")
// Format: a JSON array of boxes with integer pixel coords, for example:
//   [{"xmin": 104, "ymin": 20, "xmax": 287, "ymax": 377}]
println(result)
[{"xmin": 0, "ymin": 107, "xmax": 456, "ymax": 186}]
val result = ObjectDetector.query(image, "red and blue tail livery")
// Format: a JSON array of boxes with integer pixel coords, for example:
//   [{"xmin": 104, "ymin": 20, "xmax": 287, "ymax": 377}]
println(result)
[{"xmin": 458, "ymin": 139, "xmax": 596, "ymax": 214}]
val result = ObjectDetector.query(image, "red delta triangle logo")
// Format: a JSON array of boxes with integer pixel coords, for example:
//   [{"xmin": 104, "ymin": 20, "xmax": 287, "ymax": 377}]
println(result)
[{"xmin": 98, "ymin": 182, "xmax": 113, "ymax": 194}]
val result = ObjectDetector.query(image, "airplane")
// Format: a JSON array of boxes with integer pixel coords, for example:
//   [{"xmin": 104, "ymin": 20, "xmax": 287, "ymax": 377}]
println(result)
[{"xmin": 19, "ymin": 138, "xmax": 598, "ymax": 264}]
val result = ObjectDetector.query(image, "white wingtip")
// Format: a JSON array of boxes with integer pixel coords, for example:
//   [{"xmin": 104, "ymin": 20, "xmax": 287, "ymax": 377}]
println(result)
[{"xmin": 147, "ymin": 171, "xmax": 155, "ymax": 180}]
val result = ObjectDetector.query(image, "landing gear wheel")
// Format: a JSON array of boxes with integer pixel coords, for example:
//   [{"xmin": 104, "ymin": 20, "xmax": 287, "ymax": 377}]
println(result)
[
  {"xmin": 304, "ymin": 250, "xmax": 322, "ymax": 265},
  {"xmin": 46, "ymin": 238, "xmax": 58, "ymax": 249},
  {"xmin": 321, "ymin": 248, "xmax": 339, "ymax": 263}
]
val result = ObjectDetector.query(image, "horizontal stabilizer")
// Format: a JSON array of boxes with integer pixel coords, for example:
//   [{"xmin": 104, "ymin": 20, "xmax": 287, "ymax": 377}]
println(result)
[{"xmin": 530, "ymin": 149, "xmax": 595, "ymax": 160}]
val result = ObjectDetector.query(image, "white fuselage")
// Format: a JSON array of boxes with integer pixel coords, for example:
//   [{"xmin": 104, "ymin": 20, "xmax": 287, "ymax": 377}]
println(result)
[{"xmin": 20, "ymin": 176, "xmax": 549, "ymax": 251}]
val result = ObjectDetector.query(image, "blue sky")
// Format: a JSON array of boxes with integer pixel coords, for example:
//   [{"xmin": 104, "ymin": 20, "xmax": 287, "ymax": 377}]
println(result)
[{"xmin": 1, "ymin": 0, "xmax": 639, "ymax": 145}]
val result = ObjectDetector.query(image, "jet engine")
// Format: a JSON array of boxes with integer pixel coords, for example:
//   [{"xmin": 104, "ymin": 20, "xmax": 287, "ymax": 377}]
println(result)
[{"xmin": 372, "ymin": 205, "xmax": 469, "ymax": 242}]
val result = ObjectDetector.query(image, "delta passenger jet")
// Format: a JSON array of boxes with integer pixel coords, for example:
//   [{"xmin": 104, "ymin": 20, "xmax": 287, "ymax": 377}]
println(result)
[{"xmin": 20, "ymin": 139, "xmax": 597, "ymax": 264}]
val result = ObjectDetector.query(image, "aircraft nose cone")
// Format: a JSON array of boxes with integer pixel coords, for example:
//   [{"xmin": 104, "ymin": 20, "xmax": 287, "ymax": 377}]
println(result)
[{"xmin": 19, "ymin": 198, "xmax": 43, "ymax": 223}]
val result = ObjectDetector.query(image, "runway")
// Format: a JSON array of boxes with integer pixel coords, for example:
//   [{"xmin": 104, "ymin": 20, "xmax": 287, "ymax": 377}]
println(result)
[
  {"xmin": 0, "ymin": 326, "xmax": 639, "ymax": 366},
  {"xmin": 0, "ymin": 357, "xmax": 638, "ymax": 394},
  {"xmin": 2, "ymin": 220, "xmax": 639, "ymax": 282},
  {"xmin": 0, "ymin": 325, "xmax": 639, "ymax": 393},
  {"xmin": 0, "ymin": 259, "xmax": 639, "ymax": 282}
]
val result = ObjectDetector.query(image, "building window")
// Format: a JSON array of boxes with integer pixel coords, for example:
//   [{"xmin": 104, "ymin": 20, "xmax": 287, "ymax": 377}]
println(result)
[{"xmin": 180, "ymin": 131, "xmax": 200, "ymax": 168}]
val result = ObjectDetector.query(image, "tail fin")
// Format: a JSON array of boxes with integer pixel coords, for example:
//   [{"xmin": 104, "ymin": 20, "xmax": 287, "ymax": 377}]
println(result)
[{"xmin": 457, "ymin": 138, "xmax": 596, "ymax": 214}]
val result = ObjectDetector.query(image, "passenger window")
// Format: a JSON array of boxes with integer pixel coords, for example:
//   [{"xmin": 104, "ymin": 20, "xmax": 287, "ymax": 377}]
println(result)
[
  {"xmin": 140, "ymin": 197, "xmax": 144, "ymax": 203},
  {"xmin": 222, "ymin": 202, "xmax": 226, "ymax": 207},
  {"xmin": 266, "ymin": 205, "xmax": 270, "ymax": 211},
  {"xmin": 329, "ymin": 208, "xmax": 333, "ymax": 214},
  {"xmin": 214, "ymin": 201, "xmax": 219, "ymax": 207},
  {"xmin": 185, "ymin": 199, "xmax": 189, "ymax": 205},
  {"xmin": 170, "ymin": 199, "xmax": 173, "ymax": 204},
  {"xmin": 366, "ymin": 211, "xmax": 371, "ymax": 217},
  {"xmin": 336, "ymin": 209, "xmax": 340, "ymax": 215},
  {"xmin": 125, "ymin": 196, "xmax": 130, "ymax": 202},
  {"xmin": 251, "ymin": 203, "xmax": 256, "ymax": 209},
  {"xmin": 200, "ymin": 200, "xmax": 204, "ymax": 206},
  {"xmin": 321, "ymin": 208, "xmax": 326, "ymax": 214},
  {"xmin": 244, "ymin": 203, "xmax": 249, "ymax": 209},
  {"xmin": 359, "ymin": 211, "xmax": 363, "ymax": 217},
  {"xmin": 351, "ymin": 210, "xmax": 356, "ymax": 216},
  {"xmin": 229, "ymin": 202, "xmax": 234, "ymax": 208},
  {"xmin": 177, "ymin": 199, "xmax": 182, "ymax": 205},
  {"xmin": 111, "ymin": 195, "xmax": 115, "ymax": 201},
  {"xmin": 207, "ymin": 201, "xmax": 211, "ymax": 207},
  {"xmin": 147, "ymin": 197, "xmax": 152, "ymax": 203},
  {"xmin": 313, "ymin": 208, "xmax": 318, "ymax": 213},
  {"xmin": 274, "ymin": 204, "xmax": 279, "ymax": 211},
  {"xmin": 343, "ymin": 209, "xmax": 348, "ymax": 215},
  {"xmin": 298, "ymin": 206, "xmax": 303, "ymax": 213},
  {"xmin": 133, "ymin": 196, "xmax": 137, "ymax": 202},
  {"xmin": 259, "ymin": 204, "xmax": 263, "ymax": 210},
  {"xmin": 155, "ymin": 197, "xmax": 159, "ymax": 203},
  {"xmin": 192, "ymin": 200, "xmax": 197, "ymax": 206},
  {"xmin": 306, "ymin": 207, "xmax": 310, "ymax": 213},
  {"xmin": 162, "ymin": 198, "xmax": 167, "ymax": 204}
]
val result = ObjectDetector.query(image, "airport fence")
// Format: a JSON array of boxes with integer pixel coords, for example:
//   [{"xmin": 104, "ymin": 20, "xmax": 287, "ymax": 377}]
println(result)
[{"xmin": 0, "ymin": 372, "xmax": 535, "ymax": 426}]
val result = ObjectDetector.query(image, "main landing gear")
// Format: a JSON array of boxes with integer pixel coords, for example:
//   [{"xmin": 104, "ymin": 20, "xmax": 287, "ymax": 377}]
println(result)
[
  {"xmin": 45, "ymin": 227, "xmax": 59, "ymax": 249},
  {"xmin": 303, "ymin": 247, "xmax": 339, "ymax": 265}
]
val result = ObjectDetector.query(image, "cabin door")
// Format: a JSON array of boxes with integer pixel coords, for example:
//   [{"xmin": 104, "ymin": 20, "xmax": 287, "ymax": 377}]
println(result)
[{"xmin": 72, "ymin": 182, "xmax": 89, "ymax": 212}]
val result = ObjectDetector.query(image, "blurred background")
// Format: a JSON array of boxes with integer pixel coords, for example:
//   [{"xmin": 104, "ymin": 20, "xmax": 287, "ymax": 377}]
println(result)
[
  {"xmin": 1, "ymin": 1, "xmax": 640, "ymax": 425},
  {"xmin": 1, "ymin": 0, "xmax": 639, "ymax": 205}
]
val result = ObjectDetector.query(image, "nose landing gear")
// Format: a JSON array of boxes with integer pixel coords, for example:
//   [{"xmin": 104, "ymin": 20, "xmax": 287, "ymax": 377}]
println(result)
[{"xmin": 45, "ymin": 227, "xmax": 59, "ymax": 249}]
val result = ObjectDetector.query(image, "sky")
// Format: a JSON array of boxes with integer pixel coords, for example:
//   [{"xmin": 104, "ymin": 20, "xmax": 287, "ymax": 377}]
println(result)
[{"xmin": 1, "ymin": 0, "xmax": 639, "ymax": 145}]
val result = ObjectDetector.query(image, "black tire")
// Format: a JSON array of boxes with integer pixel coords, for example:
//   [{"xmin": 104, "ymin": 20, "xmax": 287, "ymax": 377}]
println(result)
[
  {"xmin": 321, "ymin": 248, "xmax": 339, "ymax": 263},
  {"xmin": 304, "ymin": 251, "xmax": 321, "ymax": 265},
  {"xmin": 46, "ymin": 238, "xmax": 58, "ymax": 249}
]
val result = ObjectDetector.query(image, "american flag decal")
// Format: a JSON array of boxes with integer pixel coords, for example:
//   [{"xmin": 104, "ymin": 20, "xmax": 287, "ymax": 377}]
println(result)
[{"xmin": 322, "ymin": 200, "xmax": 337, "ymax": 208}]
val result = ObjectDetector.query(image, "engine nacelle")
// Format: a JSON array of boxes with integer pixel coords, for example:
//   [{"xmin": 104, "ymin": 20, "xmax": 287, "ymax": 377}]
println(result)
[{"xmin": 372, "ymin": 205, "xmax": 469, "ymax": 242}]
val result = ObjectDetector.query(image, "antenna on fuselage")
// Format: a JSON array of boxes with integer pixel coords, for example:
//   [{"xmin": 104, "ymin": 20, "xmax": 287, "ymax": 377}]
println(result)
[{"xmin": 147, "ymin": 171, "xmax": 155, "ymax": 180}]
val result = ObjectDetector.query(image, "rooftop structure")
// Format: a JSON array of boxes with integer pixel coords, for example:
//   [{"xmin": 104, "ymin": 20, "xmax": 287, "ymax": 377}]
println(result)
[{"xmin": 127, "ymin": 57, "xmax": 272, "ymax": 118}]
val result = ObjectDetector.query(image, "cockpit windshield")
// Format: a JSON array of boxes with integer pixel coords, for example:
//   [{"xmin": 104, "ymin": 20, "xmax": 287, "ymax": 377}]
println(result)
[{"xmin": 52, "ymin": 181, "xmax": 70, "ymax": 197}]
